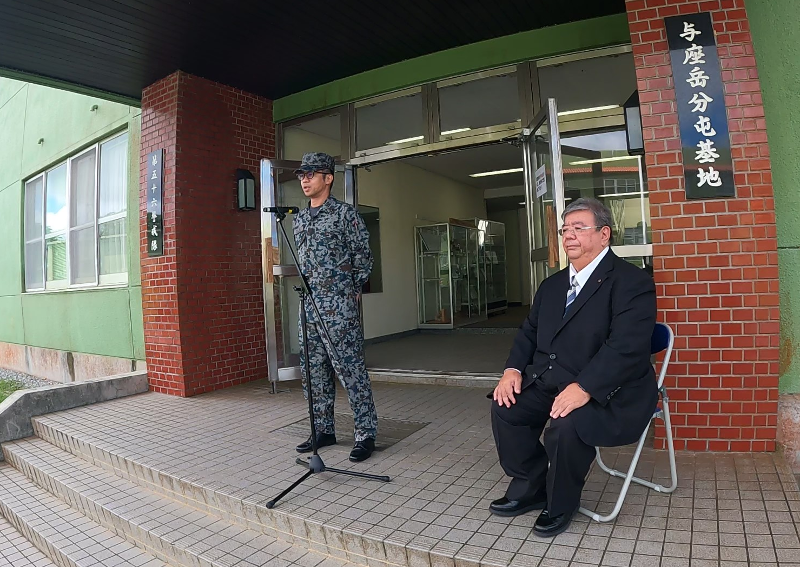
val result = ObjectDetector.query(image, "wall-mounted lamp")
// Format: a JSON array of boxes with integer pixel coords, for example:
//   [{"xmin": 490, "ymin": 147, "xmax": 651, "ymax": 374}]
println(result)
[
  {"xmin": 236, "ymin": 169, "xmax": 256, "ymax": 211},
  {"xmin": 623, "ymin": 91, "xmax": 644, "ymax": 156}
]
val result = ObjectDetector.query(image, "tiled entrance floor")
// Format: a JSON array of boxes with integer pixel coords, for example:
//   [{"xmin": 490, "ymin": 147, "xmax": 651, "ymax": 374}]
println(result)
[{"xmin": 21, "ymin": 380, "xmax": 800, "ymax": 566}]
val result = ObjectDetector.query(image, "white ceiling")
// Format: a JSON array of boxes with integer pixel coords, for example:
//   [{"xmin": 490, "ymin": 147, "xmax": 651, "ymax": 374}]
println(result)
[
  {"xmin": 402, "ymin": 142, "xmax": 524, "ymax": 190},
  {"xmin": 399, "ymin": 136, "xmax": 618, "ymax": 189}
]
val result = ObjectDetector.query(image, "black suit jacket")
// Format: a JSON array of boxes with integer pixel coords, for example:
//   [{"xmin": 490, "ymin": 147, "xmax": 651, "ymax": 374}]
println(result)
[{"xmin": 506, "ymin": 249, "xmax": 658, "ymax": 448}]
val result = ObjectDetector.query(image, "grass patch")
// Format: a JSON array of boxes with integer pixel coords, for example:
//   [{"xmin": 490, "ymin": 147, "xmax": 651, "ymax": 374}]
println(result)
[{"xmin": 0, "ymin": 379, "xmax": 22, "ymax": 404}]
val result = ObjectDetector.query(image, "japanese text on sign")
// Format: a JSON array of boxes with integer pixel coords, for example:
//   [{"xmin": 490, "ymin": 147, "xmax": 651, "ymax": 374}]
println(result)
[
  {"xmin": 665, "ymin": 12, "xmax": 734, "ymax": 199},
  {"xmin": 146, "ymin": 150, "xmax": 164, "ymax": 256}
]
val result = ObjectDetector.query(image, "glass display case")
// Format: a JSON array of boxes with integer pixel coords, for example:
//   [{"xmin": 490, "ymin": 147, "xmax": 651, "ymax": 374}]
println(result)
[
  {"xmin": 458, "ymin": 218, "xmax": 508, "ymax": 315},
  {"xmin": 479, "ymin": 220, "xmax": 508, "ymax": 314},
  {"xmin": 415, "ymin": 223, "xmax": 487, "ymax": 329}
]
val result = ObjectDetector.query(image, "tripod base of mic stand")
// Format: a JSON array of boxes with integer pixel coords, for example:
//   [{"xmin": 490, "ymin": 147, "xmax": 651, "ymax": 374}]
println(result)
[
  {"xmin": 303, "ymin": 454, "xmax": 326, "ymax": 473},
  {"xmin": 265, "ymin": 453, "xmax": 391, "ymax": 509},
  {"xmin": 296, "ymin": 456, "xmax": 391, "ymax": 482}
]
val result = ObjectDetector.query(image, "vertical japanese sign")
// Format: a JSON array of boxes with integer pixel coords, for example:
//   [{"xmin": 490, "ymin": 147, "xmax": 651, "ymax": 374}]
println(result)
[
  {"xmin": 665, "ymin": 12, "xmax": 734, "ymax": 199},
  {"xmin": 147, "ymin": 150, "xmax": 164, "ymax": 256}
]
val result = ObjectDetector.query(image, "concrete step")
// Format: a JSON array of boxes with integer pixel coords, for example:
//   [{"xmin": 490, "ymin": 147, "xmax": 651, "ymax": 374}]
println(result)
[
  {"xmin": 0, "ymin": 463, "xmax": 167, "ymax": 567},
  {"xmin": 0, "ymin": 516, "xmax": 58, "ymax": 567},
  {"xmin": 30, "ymin": 417, "xmax": 449, "ymax": 567},
  {"xmin": 368, "ymin": 370, "xmax": 497, "ymax": 388},
  {"xmin": 2, "ymin": 437, "xmax": 372, "ymax": 567}
]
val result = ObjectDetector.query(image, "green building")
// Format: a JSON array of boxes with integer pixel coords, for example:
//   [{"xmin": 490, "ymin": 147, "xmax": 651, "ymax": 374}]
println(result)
[{"xmin": 0, "ymin": 0, "xmax": 798, "ymax": 467}]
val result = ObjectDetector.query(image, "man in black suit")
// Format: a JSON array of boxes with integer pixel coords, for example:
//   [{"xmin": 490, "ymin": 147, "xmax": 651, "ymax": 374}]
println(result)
[{"xmin": 490, "ymin": 198, "xmax": 657, "ymax": 537}]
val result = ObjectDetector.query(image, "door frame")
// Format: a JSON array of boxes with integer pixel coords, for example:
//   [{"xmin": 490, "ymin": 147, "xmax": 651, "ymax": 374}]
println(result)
[{"xmin": 521, "ymin": 98, "xmax": 567, "ymax": 305}]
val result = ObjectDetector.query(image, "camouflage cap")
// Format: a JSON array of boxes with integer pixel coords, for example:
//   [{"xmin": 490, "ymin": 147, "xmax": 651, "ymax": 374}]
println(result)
[{"xmin": 294, "ymin": 152, "xmax": 335, "ymax": 174}]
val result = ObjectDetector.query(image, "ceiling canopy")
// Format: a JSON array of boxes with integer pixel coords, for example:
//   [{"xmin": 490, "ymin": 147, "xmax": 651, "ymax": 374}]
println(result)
[{"xmin": 0, "ymin": 0, "xmax": 625, "ymax": 102}]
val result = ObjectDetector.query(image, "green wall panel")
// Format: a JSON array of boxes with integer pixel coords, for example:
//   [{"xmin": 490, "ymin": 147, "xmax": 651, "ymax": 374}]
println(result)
[
  {"xmin": 21, "ymin": 84, "xmax": 131, "ymax": 177},
  {"xmin": 0, "ymin": 67, "xmax": 140, "ymax": 108},
  {"xmin": 128, "ymin": 114, "xmax": 142, "ymax": 287},
  {"xmin": 0, "ymin": 184, "xmax": 22, "ymax": 297},
  {"xmin": 778, "ymin": 248, "xmax": 800, "ymax": 394},
  {"xmin": 1, "ymin": 78, "xmax": 142, "ymax": 361},
  {"xmin": 129, "ymin": 285, "xmax": 145, "ymax": 360},
  {"xmin": 748, "ymin": 0, "xmax": 800, "ymax": 394},
  {"xmin": 0, "ymin": 78, "xmax": 25, "ymax": 110},
  {"xmin": 274, "ymin": 14, "xmax": 632, "ymax": 121},
  {"xmin": 0, "ymin": 295, "xmax": 24, "ymax": 344},
  {"xmin": 0, "ymin": 87, "xmax": 27, "ymax": 191},
  {"xmin": 21, "ymin": 289, "xmax": 134, "ymax": 358},
  {"xmin": 747, "ymin": 0, "xmax": 800, "ymax": 249}
]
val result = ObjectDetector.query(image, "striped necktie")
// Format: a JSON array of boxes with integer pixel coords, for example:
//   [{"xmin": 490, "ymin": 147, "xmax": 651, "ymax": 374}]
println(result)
[{"xmin": 564, "ymin": 275, "xmax": 579, "ymax": 317}]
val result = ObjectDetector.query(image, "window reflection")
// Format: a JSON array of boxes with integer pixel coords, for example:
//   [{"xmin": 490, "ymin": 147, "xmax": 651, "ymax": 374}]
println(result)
[
  {"xmin": 538, "ymin": 53, "xmax": 637, "ymax": 115},
  {"xmin": 438, "ymin": 69, "xmax": 521, "ymax": 137},
  {"xmin": 283, "ymin": 113, "xmax": 341, "ymax": 161},
  {"xmin": 561, "ymin": 130, "xmax": 650, "ymax": 246},
  {"xmin": 356, "ymin": 90, "xmax": 424, "ymax": 152}
]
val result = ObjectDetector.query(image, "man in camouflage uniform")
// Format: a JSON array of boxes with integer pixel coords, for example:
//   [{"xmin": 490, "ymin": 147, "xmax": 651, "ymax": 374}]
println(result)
[{"xmin": 292, "ymin": 152, "xmax": 378, "ymax": 462}]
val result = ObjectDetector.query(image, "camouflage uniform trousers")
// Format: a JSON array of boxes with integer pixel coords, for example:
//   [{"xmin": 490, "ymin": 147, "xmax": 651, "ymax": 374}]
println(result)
[{"xmin": 299, "ymin": 314, "xmax": 378, "ymax": 442}]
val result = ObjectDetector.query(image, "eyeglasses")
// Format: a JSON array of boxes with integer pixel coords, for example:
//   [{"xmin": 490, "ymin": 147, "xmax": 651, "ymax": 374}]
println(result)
[
  {"xmin": 296, "ymin": 170, "xmax": 331, "ymax": 181},
  {"xmin": 557, "ymin": 225, "xmax": 602, "ymax": 237}
]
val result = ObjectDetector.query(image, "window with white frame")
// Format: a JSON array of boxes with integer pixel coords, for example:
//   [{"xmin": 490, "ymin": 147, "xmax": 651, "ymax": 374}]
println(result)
[
  {"xmin": 24, "ymin": 132, "xmax": 129, "ymax": 291},
  {"xmin": 602, "ymin": 178, "xmax": 639, "ymax": 194}
]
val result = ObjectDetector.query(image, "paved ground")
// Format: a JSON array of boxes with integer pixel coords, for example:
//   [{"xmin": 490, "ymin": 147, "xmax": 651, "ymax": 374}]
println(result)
[
  {"xmin": 364, "ymin": 304, "xmax": 526, "ymax": 374},
  {"xmin": 23, "ymin": 379, "xmax": 800, "ymax": 567}
]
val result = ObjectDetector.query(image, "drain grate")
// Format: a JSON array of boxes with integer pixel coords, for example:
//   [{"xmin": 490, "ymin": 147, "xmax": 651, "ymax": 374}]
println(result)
[{"xmin": 274, "ymin": 413, "xmax": 429, "ymax": 451}]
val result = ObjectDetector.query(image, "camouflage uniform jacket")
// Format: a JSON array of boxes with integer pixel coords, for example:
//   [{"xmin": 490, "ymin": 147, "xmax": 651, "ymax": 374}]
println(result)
[{"xmin": 293, "ymin": 196, "xmax": 373, "ymax": 324}]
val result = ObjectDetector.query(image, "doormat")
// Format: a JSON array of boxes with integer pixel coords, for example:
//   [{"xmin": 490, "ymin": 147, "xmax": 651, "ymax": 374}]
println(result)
[{"xmin": 274, "ymin": 413, "xmax": 430, "ymax": 452}]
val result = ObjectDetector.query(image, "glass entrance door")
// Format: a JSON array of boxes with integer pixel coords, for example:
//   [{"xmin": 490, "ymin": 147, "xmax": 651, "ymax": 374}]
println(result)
[
  {"xmin": 521, "ymin": 98, "xmax": 567, "ymax": 304},
  {"xmin": 259, "ymin": 159, "xmax": 356, "ymax": 387}
]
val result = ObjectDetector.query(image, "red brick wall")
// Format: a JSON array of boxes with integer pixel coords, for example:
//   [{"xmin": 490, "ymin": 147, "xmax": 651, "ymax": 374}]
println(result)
[
  {"xmin": 140, "ymin": 73, "xmax": 183, "ymax": 395},
  {"xmin": 626, "ymin": 0, "xmax": 780, "ymax": 451},
  {"xmin": 140, "ymin": 71, "xmax": 275, "ymax": 396}
]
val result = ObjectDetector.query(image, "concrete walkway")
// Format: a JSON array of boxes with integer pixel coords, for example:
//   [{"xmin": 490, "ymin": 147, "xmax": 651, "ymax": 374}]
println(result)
[{"xmin": 2, "ymin": 379, "xmax": 797, "ymax": 567}]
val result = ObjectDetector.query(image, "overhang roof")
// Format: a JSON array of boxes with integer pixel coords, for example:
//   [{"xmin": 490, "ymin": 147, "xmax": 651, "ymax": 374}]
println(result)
[{"xmin": 0, "ymin": 0, "xmax": 625, "ymax": 104}]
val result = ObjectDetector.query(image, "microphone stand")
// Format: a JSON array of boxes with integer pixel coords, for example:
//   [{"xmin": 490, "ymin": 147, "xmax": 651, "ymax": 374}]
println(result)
[{"xmin": 265, "ymin": 208, "xmax": 390, "ymax": 510}]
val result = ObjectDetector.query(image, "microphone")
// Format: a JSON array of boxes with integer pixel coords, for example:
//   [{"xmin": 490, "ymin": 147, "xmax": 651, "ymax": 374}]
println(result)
[{"xmin": 264, "ymin": 206, "xmax": 300, "ymax": 214}]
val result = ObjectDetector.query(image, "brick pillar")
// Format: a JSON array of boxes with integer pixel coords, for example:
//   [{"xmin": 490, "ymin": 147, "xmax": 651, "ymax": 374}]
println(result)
[
  {"xmin": 140, "ymin": 71, "xmax": 275, "ymax": 396},
  {"xmin": 626, "ymin": 0, "xmax": 779, "ymax": 451}
]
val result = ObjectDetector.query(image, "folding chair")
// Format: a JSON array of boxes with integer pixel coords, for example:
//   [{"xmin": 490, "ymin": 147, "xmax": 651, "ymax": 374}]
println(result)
[{"xmin": 578, "ymin": 322, "xmax": 678, "ymax": 522}]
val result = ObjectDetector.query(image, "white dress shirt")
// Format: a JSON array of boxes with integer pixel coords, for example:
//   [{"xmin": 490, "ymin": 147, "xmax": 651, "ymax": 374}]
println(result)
[{"xmin": 567, "ymin": 246, "xmax": 610, "ymax": 301}]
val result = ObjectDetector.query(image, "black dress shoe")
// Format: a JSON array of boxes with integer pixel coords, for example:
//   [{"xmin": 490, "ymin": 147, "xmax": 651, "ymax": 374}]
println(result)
[
  {"xmin": 533, "ymin": 508, "xmax": 576, "ymax": 538},
  {"xmin": 349, "ymin": 438, "xmax": 375, "ymax": 462},
  {"xmin": 489, "ymin": 489, "xmax": 547, "ymax": 517},
  {"xmin": 295, "ymin": 432, "xmax": 337, "ymax": 453}
]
